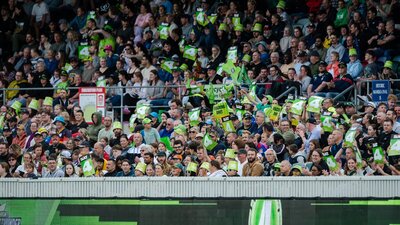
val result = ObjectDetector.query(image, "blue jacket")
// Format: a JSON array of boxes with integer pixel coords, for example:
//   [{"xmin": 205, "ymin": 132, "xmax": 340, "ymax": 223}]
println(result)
[{"xmin": 347, "ymin": 59, "xmax": 363, "ymax": 80}]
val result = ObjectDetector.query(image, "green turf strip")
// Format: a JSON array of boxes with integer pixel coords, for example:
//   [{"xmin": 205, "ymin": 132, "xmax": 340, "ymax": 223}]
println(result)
[
  {"xmin": 311, "ymin": 200, "xmax": 400, "ymax": 206},
  {"xmin": 59, "ymin": 200, "xmax": 180, "ymax": 205}
]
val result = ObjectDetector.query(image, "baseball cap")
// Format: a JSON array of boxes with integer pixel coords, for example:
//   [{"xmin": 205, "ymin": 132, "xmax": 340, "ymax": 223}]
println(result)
[
  {"xmin": 60, "ymin": 150, "xmax": 72, "ymax": 159},
  {"xmin": 173, "ymin": 155, "xmax": 182, "ymax": 160},
  {"xmin": 319, "ymin": 61, "xmax": 328, "ymax": 66},
  {"xmin": 244, "ymin": 112, "xmax": 253, "ymax": 119},
  {"xmin": 78, "ymin": 141, "xmax": 91, "ymax": 148},
  {"xmin": 365, "ymin": 101, "xmax": 376, "ymax": 108},
  {"xmin": 172, "ymin": 54, "xmax": 180, "ymax": 61},
  {"xmin": 142, "ymin": 118, "xmax": 152, "ymax": 124},
  {"xmin": 39, "ymin": 74, "xmax": 47, "ymax": 80},
  {"xmin": 150, "ymin": 112, "xmax": 158, "ymax": 118},
  {"xmin": 230, "ymin": 114, "xmax": 239, "ymax": 120},
  {"xmin": 339, "ymin": 62, "xmax": 347, "ymax": 68},
  {"xmin": 157, "ymin": 151, "xmax": 166, "ymax": 157},
  {"xmin": 306, "ymin": 23, "xmax": 315, "ymax": 28},
  {"xmin": 195, "ymin": 133, "xmax": 204, "ymax": 138},
  {"xmin": 21, "ymin": 109, "xmax": 29, "ymax": 115},
  {"xmin": 104, "ymin": 45, "xmax": 113, "ymax": 52},
  {"xmin": 306, "ymin": 118, "xmax": 317, "ymax": 125},
  {"xmin": 172, "ymin": 163, "xmax": 184, "ymax": 171}
]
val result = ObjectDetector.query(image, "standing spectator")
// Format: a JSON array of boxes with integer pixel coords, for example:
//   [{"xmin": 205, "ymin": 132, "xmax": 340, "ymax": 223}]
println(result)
[{"xmin": 31, "ymin": 0, "xmax": 49, "ymax": 40}]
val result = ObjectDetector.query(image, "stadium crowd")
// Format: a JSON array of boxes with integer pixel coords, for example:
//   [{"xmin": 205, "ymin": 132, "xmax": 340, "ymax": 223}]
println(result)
[{"xmin": 0, "ymin": 0, "xmax": 400, "ymax": 178}]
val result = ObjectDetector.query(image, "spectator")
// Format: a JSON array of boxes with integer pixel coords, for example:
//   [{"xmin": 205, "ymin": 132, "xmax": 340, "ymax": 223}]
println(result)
[
  {"xmin": 42, "ymin": 157, "xmax": 64, "ymax": 177},
  {"xmin": 242, "ymin": 148, "xmax": 264, "ymax": 176}
]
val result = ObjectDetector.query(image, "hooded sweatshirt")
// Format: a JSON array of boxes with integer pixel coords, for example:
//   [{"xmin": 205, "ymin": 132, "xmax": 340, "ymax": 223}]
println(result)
[{"xmin": 87, "ymin": 112, "xmax": 104, "ymax": 142}]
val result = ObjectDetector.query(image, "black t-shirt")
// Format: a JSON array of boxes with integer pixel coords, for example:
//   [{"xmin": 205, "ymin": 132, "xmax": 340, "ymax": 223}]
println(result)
[{"xmin": 70, "ymin": 121, "xmax": 89, "ymax": 134}]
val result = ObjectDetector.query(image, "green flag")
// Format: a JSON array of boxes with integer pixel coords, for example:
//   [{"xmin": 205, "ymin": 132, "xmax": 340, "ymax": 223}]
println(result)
[
  {"xmin": 239, "ymin": 64, "xmax": 252, "ymax": 85},
  {"xmin": 249, "ymin": 83, "xmax": 257, "ymax": 100},
  {"xmin": 96, "ymin": 79, "xmax": 107, "ymax": 87},
  {"xmin": 87, "ymin": 11, "xmax": 96, "ymax": 21},
  {"xmin": 208, "ymin": 13, "xmax": 217, "ymax": 24},
  {"xmin": 136, "ymin": 104, "xmax": 150, "ymax": 119},
  {"xmin": 235, "ymin": 104, "xmax": 246, "ymax": 121},
  {"xmin": 222, "ymin": 83, "xmax": 234, "ymax": 99},
  {"xmin": 321, "ymin": 115, "xmax": 334, "ymax": 133},
  {"xmin": 78, "ymin": 45, "xmax": 90, "ymax": 60},
  {"xmin": 344, "ymin": 128, "xmax": 357, "ymax": 147},
  {"xmin": 188, "ymin": 85, "xmax": 203, "ymax": 96},
  {"xmin": 388, "ymin": 135, "xmax": 400, "ymax": 156},
  {"xmin": 221, "ymin": 116, "xmax": 236, "ymax": 133},
  {"xmin": 222, "ymin": 61, "xmax": 240, "ymax": 83},
  {"xmin": 159, "ymin": 23, "xmax": 169, "ymax": 40},
  {"xmin": 0, "ymin": 114, "xmax": 5, "ymax": 129},
  {"xmin": 216, "ymin": 63, "xmax": 224, "ymax": 75},
  {"xmin": 307, "ymin": 96, "xmax": 324, "ymax": 113},
  {"xmin": 213, "ymin": 100, "xmax": 229, "ymax": 119},
  {"xmin": 355, "ymin": 147, "xmax": 363, "ymax": 169},
  {"xmin": 188, "ymin": 107, "xmax": 201, "ymax": 126},
  {"xmin": 195, "ymin": 8, "xmax": 209, "ymax": 26},
  {"xmin": 161, "ymin": 60, "xmax": 174, "ymax": 73},
  {"xmin": 63, "ymin": 63, "xmax": 73, "ymax": 73},
  {"xmin": 269, "ymin": 104, "xmax": 282, "ymax": 122},
  {"xmin": 179, "ymin": 38, "xmax": 185, "ymax": 53},
  {"xmin": 323, "ymin": 155, "xmax": 339, "ymax": 171},
  {"xmin": 160, "ymin": 137, "xmax": 173, "ymax": 152},
  {"xmin": 290, "ymin": 99, "xmax": 306, "ymax": 115},
  {"xmin": 203, "ymin": 132, "xmax": 217, "ymax": 151},
  {"xmin": 80, "ymin": 155, "xmax": 95, "ymax": 177},
  {"xmin": 206, "ymin": 83, "xmax": 215, "ymax": 104},
  {"xmin": 372, "ymin": 143, "xmax": 384, "ymax": 164},
  {"xmin": 227, "ymin": 47, "xmax": 238, "ymax": 62},
  {"xmin": 183, "ymin": 45, "xmax": 198, "ymax": 61},
  {"xmin": 232, "ymin": 14, "xmax": 241, "ymax": 26},
  {"xmin": 98, "ymin": 37, "xmax": 115, "ymax": 57}
]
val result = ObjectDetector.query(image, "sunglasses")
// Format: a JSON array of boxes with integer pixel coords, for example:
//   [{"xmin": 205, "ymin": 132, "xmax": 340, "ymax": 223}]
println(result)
[{"xmin": 8, "ymin": 159, "xmax": 16, "ymax": 161}]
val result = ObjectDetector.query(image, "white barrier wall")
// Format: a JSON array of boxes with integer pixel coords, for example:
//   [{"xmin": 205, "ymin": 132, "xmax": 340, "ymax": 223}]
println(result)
[{"xmin": 1, "ymin": 177, "xmax": 399, "ymax": 198}]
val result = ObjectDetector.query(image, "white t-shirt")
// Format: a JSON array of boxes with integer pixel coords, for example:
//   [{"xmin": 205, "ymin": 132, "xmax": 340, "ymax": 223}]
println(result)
[{"xmin": 32, "ymin": 2, "xmax": 49, "ymax": 22}]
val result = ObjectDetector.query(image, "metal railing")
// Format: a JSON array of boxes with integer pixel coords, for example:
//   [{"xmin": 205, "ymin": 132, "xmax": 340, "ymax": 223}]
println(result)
[
  {"xmin": 2, "ymin": 85, "xmax": 184, "ymax": 123},
  {"xmin": 276, "ymin": 86, "xmax": 298, "ymax": 101},
  {"xmin": 1, "ymin": 82, "xmax": 275, "ymax": 121},
  {"xmin": 333, "ymin": 84, "xmax": 355, "ymax": 101},
  {"xmin": 0, "ymin": 177, "xmax": 399, "ymax": 199}
]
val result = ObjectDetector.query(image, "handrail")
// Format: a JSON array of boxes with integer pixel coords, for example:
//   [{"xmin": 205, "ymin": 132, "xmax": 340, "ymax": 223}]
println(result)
[
  {"xmin": 333, "ymin": 84, "xmax": 355, "ymax": 101},
  {"xmin": 276, "ymin": 86, "xmax": 297, "ymax": 100}
]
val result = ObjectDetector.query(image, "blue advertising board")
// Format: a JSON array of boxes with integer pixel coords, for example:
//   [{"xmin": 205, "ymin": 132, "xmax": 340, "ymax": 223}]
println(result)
[{"xmin": 371, "ymin": 80, "xmax": 390, "ymax": 103}]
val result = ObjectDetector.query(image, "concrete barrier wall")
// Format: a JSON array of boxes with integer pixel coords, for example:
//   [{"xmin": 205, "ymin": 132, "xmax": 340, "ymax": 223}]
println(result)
[{"xmin": 1, "ymin": 177, "xmax": 399, "ymax": 199}]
